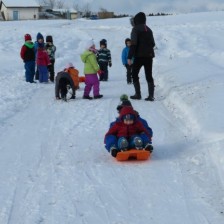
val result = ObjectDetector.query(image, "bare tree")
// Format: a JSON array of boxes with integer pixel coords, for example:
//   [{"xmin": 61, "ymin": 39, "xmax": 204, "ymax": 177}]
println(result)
[
  {"xmin": 56, "ymin": 0, "xmax": 64, "ymax": 9},
  {"xmin": 82, "ymin": 3, "xmax": 91, "ymax": 17}
]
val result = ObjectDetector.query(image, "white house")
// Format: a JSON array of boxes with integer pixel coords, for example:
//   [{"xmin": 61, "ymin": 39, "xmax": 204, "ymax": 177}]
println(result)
[{"xmin": 0, "ymin": 0, "xmax": 40, "ymax": 21}]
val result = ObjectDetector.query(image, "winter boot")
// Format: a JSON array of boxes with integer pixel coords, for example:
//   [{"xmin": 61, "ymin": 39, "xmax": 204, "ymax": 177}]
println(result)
[
  {"xmin": 133, "ymin": 136, "xmax": 143, "ymax": 150},
  {"xmin": 110, "ymin": 146, "xmax": 120, "ymax": 157},
  {"xmin": 83, "ymin": 95, "xmax": 93, "ymax": 100},
  {"xmin": 144, "ymin": 143, "xmax": 153, "ymax": 152},
  {"xmin": 118, "ymin": 137, "xmax": 129, "ymax": 151},
  {"xmin": 94, "ymin": 94, "xmax": 103, "ymax": 99},
  {"xmin": 145, "ymin": 82, "xmax": 155, "ymax": 101},
  {"xmin": 130, "ymin": 82, "xmax": 141, "ymax": 100}
]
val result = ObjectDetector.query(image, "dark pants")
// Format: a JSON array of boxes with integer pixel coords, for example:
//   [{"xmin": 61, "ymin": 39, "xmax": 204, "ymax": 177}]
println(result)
[
  {"xmin": 99, "ymin": 62, "xmax": 108, "ymax": 81},
  {"xmin": 48, "ymin": 59, "xmax": 55, "ymax": 82},
  {"xmin": 125, "ymin": 64, "xmax": 132, "ymax": 83},
  {"xmin": 24, "ymin": 61, "xmax": 35, "ymax": 83},
  {"xmin": 59, "ymin": 78, "xmax": 68, "ymax": 97},
  {"xmin": 132, "ymin": 57, "xmax": 154, "ymax": 84}
]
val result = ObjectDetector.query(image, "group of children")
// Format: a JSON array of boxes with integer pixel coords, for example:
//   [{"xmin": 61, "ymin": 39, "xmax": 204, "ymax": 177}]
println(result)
[{"xmin": 20, "ymin": 32, "xmax": 56, "ymax": 83}]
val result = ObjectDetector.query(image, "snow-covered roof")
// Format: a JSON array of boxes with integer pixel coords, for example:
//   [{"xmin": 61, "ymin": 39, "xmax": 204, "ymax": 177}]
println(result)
[{"xmin": 1, "ymin": 0, "xmax": 40, "ymax": 7}]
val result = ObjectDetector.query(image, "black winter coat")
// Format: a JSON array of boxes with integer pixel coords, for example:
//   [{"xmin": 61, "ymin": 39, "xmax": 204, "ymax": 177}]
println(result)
[{"xmin": 128, "ymin": 12, "xmax": 155, "ymax": 59}]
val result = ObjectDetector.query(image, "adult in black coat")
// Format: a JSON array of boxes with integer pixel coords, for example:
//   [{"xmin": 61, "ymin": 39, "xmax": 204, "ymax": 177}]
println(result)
[
  {"xmin": 128, "ymin": 12, "xmax": 155, "ymax": 101},
  {"xmin": 55, "ymin": 71, "xmax": 76, "ymax": 101}
]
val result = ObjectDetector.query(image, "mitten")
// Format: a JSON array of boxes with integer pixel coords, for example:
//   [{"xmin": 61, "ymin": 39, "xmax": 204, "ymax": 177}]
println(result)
[
  {"xmin": 109, "ymin": 62, "xmax": 112, "ymax": 67},
  {"xmin": 97, "ymin": 70, "xmax": 104, "ymax": 76},
  {"xmin": 110, "ymin": 147, "xmax": 119, "ymax": 157}
]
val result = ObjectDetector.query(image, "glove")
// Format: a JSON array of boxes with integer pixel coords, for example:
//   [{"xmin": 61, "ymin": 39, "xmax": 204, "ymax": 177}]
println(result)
[
  {"xmin": 97, "ymin": 70, "xmax": 104, "ymax": 76},
  {"xmin": 109, "ymin": 62, "xmax": 112, "ymax": 67}
]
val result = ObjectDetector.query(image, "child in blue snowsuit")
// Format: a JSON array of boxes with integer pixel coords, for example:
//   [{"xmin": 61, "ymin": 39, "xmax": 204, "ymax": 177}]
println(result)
[
  {"xmin": 20, "ymin": 34, "xmax": 35, "ymax": 83},
  {"xmin": 104, "ymin": 105, "xmax": 153, "ymax": 157},
  {"xmin": 104, "ymin": 96, "xmax": 153, "ymax": 157},
  {"xmin": 121, "ymin": 38, "xmax": 133, "ymax": 84}
]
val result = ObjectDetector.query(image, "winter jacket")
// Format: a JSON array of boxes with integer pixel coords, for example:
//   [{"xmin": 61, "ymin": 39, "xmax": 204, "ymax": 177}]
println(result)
[
  {"xmin": 128, "ymin": 12, "xmax": 155, "ymax": 59},
  {"xmin": 64, "ymin": 67, "xmax": 79, "ymax": 89},
  {"xmin": 97, "ymin": 48, "xmax": 112, "ymax": 65},
  {"xmin": 20, "ymin": 42, "xmax": 35, "ymax": 62},
  {"xmin": 55, "ymin": 72, "xmax": 76, "ymax": 98},
  {"xmin": 36, "ymin": 48, "xmax": 50, "ymax": 66},
  {"xmin": 105, "ymin": 107, "xmax": 151, "ymax": 141},
  {"xmin": 80, "ymin": 50, "xmax": 100, "ymax": 74},
  {"xmin": 45, "ymin": 42, "xmax": 56, "ymax": 61},
  {"xmin": 122, "ymin": 46, "xmax": 133, "ymax": 65}
]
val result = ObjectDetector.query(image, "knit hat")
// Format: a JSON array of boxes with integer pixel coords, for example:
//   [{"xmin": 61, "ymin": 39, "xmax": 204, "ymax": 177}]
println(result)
[
  {"xmin": 85, "ymin": 39, "xmax": 95, "ymax": 50},
  {"xmin": 133, "ymin": 12, "xmax": 146, "ymax": 25},
  {"xmin": 24, "ymin": 34, "xmax": 31, "ymax": 41},
  {"xmin": 46, "ymin": 35, "xmax": 53, "ymax": 43},
  {"xmin": 65, "ymin": 62, "xmax": 74, "ymax": 69},
  {"xmin": 120, "ymin": 94, "xmax": 129, "ymax": 101},
  {"xmin": 100, "ymin": 39, "xmax": 107, "ymax": 47},
  {"xmin": 117, "ymin": 100, "xmax": 132, "ymax": 112},
  {"xmin": 36, "ymin": 32, "xmax": 44, "ymax": 40}
]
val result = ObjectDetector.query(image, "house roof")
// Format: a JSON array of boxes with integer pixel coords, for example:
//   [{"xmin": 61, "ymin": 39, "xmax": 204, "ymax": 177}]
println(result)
[{"xmin": 1, "ymin": 0, "xmax": 40, "ymax": 7}]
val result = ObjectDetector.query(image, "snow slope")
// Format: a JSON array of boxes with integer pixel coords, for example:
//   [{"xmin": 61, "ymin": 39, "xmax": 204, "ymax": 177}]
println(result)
[{"xmin": 0, "ymin": 11, "xmax": 224, "ymax": 224}]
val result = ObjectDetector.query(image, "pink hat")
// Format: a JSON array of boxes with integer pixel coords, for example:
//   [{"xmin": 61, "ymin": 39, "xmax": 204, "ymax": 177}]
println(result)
[{"xmin": 65, "ymin": 62, "xmax": 74, "ymax": 69}]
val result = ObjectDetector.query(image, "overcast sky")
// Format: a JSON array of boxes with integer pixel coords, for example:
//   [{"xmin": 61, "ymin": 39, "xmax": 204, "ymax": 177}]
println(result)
[{"xmin": 63, "ymin": 0, "xmax": 224, "ymax": 15}]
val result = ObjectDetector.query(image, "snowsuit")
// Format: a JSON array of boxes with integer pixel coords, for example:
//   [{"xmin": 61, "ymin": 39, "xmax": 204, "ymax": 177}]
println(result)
[
  {"xmin": 97, "ymin": 48, "xmax": 112, "ymax": 81},
  {"xmin": 45, "ymin": 42, "xmax": 56, "ymax": 82},
  {"xmin": 121, "ymin": 46, "xmax": 133, "ymax": 83},
  {"xmin": 20, "ymin": 42, "xmax": 35, "ymax": 83},
  {"xmin": 128, "ymin": 12, "xmax": 155, "ymax": 99},
  {"xmin": 64, "ymin": 67, "xmax": 80, "ymax": 89},
  {"xmin": 55, "ymin": 72, "xmax": 76, "ymax": 99},
  {"xmin": 36, "ymin": 48, "xmax": 50, "ymax": 83},
  {"xmin": 104, "ymin": 107, "xmax": 152, "ymax": 151},
  {"xmin": 80, "ymin": 49, "xmax": 100, "ymax": 97}
]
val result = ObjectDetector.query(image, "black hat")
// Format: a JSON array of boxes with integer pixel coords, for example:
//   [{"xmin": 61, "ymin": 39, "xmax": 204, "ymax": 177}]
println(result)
[
  {"xmin": 100, "ymin": 39, "xmax": 107, "ymax": 47},
  {"xmin": 117, "ymin": 100, "xmax": 132, "ymax": 112},
  {"xmin": 46, "ymin": 35, "xmax": 53, "ymax": 43}
]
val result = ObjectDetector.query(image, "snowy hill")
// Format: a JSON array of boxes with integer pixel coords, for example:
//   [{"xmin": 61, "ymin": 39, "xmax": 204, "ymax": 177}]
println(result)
[{"xmin": 0, "ymin": 11, "xmax": 224, "ymax": 224}]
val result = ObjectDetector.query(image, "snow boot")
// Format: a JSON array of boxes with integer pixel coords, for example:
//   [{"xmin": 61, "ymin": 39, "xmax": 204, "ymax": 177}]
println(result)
[
  {"xmin": 145, "ymin": 82, "xmax": 154, "ymax": 101},
  {"xmin": 83, "ymin": 95, "xmax": 93, "ymax": 100},
  {"xmin": 118, "ymin": 137, "xmax": 129, "ymax": 151},
  {"xmin": 110, "ymin": 146, "xmax": 120, "ymax": 157},
  {"xmin": 133, "ymin": 136, "xmax": 143, "ymax": 150},
  {"xmin": 94, "ymin": 94, "xmax": 103, "ymax": 99},
  {"xmin": 144, "ymin": 143, "xmax": 153, "ymax": 152},
  {"xmin": 130, "ymin": 82, "xmax": 141, "ymax": 100}
]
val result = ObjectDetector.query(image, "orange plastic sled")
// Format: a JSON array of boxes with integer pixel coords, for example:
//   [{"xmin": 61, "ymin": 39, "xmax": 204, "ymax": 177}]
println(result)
[{"xmin": 116, "ymin": 149, "xmax": 150, "ymax": 161}]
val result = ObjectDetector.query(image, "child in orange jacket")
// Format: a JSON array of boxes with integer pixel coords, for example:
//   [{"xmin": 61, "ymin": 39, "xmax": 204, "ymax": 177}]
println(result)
[{"xmin": 64, "ymin": 63, "xmax": 79, "ymax": 89}]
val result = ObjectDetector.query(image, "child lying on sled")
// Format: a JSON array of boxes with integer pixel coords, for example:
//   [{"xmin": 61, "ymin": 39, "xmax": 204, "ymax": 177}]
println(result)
[{"xmin": 104, "ymin": 106, "xmax": 153, "ymax": 157}]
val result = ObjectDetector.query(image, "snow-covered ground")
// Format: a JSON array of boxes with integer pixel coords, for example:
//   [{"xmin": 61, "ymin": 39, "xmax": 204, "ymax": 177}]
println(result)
[{"xmin": 0, "ymin": 11, "xmax": 224, "ymax": 224}]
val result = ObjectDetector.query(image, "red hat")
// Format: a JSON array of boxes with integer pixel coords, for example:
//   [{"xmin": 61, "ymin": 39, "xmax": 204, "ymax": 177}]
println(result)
[{"xmin": 25, "ymin": 34, "xmax": 31, "ymax": 41}]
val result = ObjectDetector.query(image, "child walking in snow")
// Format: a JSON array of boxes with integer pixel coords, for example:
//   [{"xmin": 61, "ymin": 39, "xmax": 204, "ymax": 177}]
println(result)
[
  {"xmin": 97, "ymin": 39, "xmax": 112, "ymax": 81},
  {"xmin": 121, "ymin": 38, "xmax": 133, "ymax": 84},
  {"xmin": 45, "ymin": 35, "xmax": 56, "ymax": 82},
  {"xmin": 80, "ymin": 39, "xmax": 103, "ymax": 100},
  {"xmin": 20, "ymin": 34, "xmax": 35, "ymax": 83}
]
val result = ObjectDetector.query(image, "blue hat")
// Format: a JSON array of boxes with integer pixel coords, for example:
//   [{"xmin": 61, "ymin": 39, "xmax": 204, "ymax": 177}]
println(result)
[{"xmin": 36, "ymin": 32, "xmax": 44, "ymax": 40}]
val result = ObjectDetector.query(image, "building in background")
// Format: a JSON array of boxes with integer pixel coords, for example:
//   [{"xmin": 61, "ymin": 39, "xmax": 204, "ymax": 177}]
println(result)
[{"xmin": 0, "ymin": 0, "xmax": 40, "ymax": 21}]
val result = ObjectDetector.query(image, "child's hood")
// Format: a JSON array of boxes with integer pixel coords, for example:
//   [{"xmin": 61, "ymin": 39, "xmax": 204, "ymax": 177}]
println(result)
[
  {"xmin": 80, "ymin": 50, "xmax": 94, "ymax": 63},
  {"xmin": 24, "ymin": 42, "xmax": 34, "ymax": 49},
  {"xmin": 119, "ymin": 106, "xmax": 137, "ymax": 120}
]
